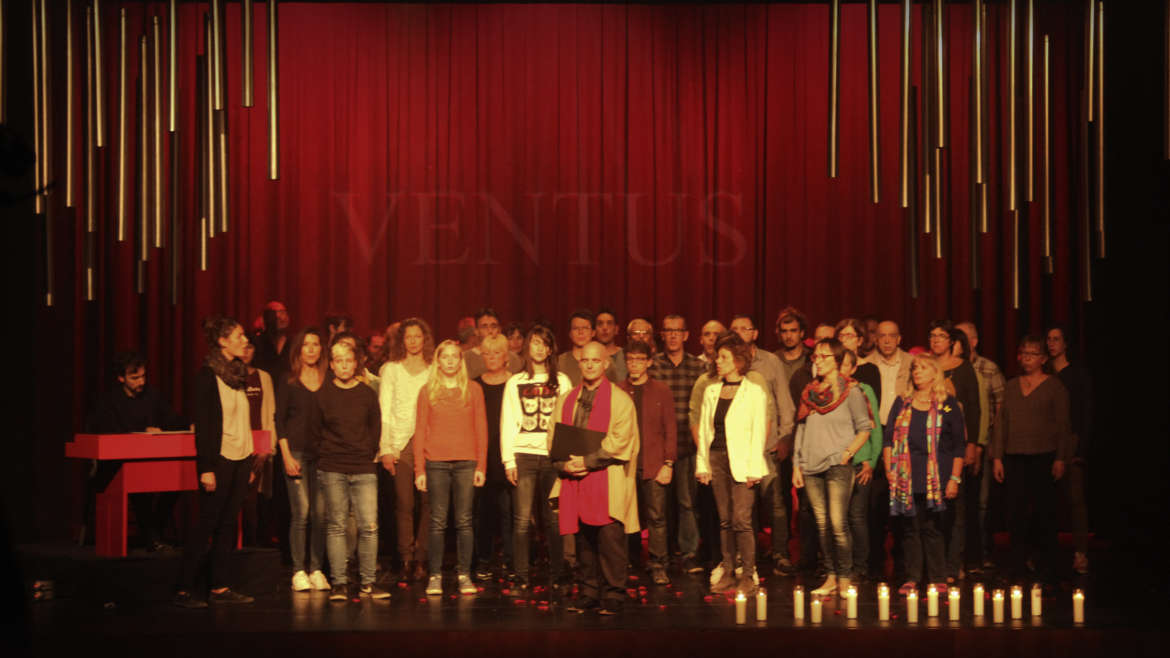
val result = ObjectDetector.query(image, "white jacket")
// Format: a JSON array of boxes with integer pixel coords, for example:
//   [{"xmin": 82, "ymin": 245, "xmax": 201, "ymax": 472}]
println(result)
[
  {"xmin": 499, "ymin": 371, "xmax": 573, "ymax": 470},
  {"xmin": 696, "ymin": 377, "xmax": 769, "ymax": 482},
  {"xmin": 377, "ymin": 360, "xmax": 431, "ymax": 459}
]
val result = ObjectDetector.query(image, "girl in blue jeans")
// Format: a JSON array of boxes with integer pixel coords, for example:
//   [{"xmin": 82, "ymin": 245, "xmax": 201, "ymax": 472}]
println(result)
[
  {"xmin": 793, "ymin": 338, "xmax": 874, "ymax": 598},
  {"xmin": 413, "ymin": 340, "xmax": 488, "ymax": 596}
]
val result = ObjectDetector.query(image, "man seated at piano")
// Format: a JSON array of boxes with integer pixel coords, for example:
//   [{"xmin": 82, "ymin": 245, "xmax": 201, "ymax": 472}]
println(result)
[{"xmin": 85, "ymin": 351, "xmax": 189, "ymax": 552}]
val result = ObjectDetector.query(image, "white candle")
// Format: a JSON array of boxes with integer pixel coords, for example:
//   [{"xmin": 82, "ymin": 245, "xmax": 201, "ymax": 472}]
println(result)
[
  {"xmin": 735, "ymin": 592, "xmax": 747, "ymax": 624},
  {"xmin": 757, "ymin": 589, "xmax": 767, "ymax": 621},
  {"xmin": 973, "ymin": 583, "xmax": 985, "ymax": 617},
  {"xmin": 810, "ymin": 597, "xmax": 823, "ymax": 623},
  {"xmin": 906, "ymin": 589, "xmax": 919, "ymax": 623},
  {"xmin": 877, "ymin": 583, "xmax": 890, "ymax": 621},
  {"xmin": 949, "ymin": 588, "xmax": 961, "ymax": 621},
  {"xmin": 992, "ymin": 589, "xmax": 1005, "ymax": 623},
  {"xmin": 793, "ymin": 586, "xmax": 805, "ymax": 620},
  {"xmin": 1072, "ymin": 589, "xmax": 1084, "ymax": 624},
  {"xmin": 927, "ymin": 585, "xmax": 939, "ymax": 617},
  {"xmin": 846, "ymin": 585, "xmax": 857, "ymax": 619},
  {"xmin": 1030, "ymin": 584, "xmax": 1042, "ymax": 617},
  {"xmin": 1011, "ymin": 586, "xmax": 1023, "ymax": 620}
]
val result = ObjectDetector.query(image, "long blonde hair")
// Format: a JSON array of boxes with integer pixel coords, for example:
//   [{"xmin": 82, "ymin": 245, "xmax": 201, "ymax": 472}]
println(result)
[
  {"xmin": 426, "ymin": 340, "xmax": 469, "ymax": 404},
  {"xmin": 909, "ymin": 353, "xmax": 949, "ymax": 402}
]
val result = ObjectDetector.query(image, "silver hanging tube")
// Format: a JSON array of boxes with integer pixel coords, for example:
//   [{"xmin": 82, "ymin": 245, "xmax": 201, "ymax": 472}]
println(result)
[{"xmin": 268, "ymin": 0, "xmax": 279, "ymax": 180}]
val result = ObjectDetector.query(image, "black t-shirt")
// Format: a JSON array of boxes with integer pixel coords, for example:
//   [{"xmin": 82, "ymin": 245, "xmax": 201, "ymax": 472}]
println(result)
[
  {"xmin": 475, "ymin": 376, "xmax": 507, "ymax": 484},
  {"xmin": 86, "ymin": 385, "xmax": 187, "ymax": 434},
  {"xmin": 711, "ymin": 395, "xmax": 733, "ymax": 453},
  {"xmin": 311, "ymin": 379, "xmax": 381, "ymax": 474}
]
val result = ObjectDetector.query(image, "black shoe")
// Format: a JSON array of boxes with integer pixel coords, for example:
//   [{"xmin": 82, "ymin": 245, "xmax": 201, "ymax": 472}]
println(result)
[
  {"xmin": 329, "ymin": 584, "xmax": 348, "ymax": 602},
  {"xmin": 172, "ymin": 591, "xmax": 208, "ymax": 609},
  {"xmin": 474, "ymin": 563, "xmax": 494, "ymax": 581},
  {"xmin": 651, "ymin": 566, "xmax": 670, "ymax": 585},
  {"xmin": 772, "ymin": 557, "xmax": 797, "ymax": 576},
  {"xmin": 208, "ymin": 588, "xmax": 254, "ymax": 604},
  {"xmin": 567, "ymin": 598, "xmax": 600, "ymax": 614},
  {"xmin": 147, "ymin": 540, "xmax": 175, "ymax": 553}
]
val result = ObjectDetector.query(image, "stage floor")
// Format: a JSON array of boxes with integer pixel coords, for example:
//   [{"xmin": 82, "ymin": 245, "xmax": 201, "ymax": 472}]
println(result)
[{"xmin": 13, "ymin": 540, "xmax": 1169, "ymax": 657}]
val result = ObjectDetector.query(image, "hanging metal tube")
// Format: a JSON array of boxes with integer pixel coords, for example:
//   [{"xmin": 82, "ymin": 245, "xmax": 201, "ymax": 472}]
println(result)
[
  {"xmin": 934, "ymin": 0, "xmax": 945, "ymax": 149},
  {"xmin": 94, "ymin": 0, "xmax": 104, "ymax": 147},
  {"xmin": 65, "ymin": 0, "xmax": 74, "ymax": 208},
  {"xmin": 168, "ymin": 0, "xmax": 177, "ymax": 132},
  {"xmin": 922, "ymin": 0, "xmax": 933, "ymax": 234},
  {"xmin": 268, "ymin": 0, "xmax": 279, "ymax": 180},
  {"xmin": 867, "ymin": 0, "xmax": 879, "ymax": 203},
  {"xmin": 170, "ymin": 130, "xmax": 179, "ymax": 303},
  {"xmin": 828, "ymin": 0, "xmax": 840, "ymax": 179},
  {"xmin": 980, "ymin": 1, "xmax": 990, "ymax": 232},
  {"xmin": 138, "ymin": 34, "xmax": 149, "ymax": 262},
  {"xmin": 31, "ymin": 0, "xmax": 42, "ymax": 213},
  {"xmin": 1043, "ymin": 34, "xmax": 1052, "ymax": 273},
  {"xmin": 198, "ymin": 53, "xmax": 208, "ymax": 270},
  {"xmin": 1026, "ymin": 0, "xmax": 1034, "ymax": 202},
  {"xmin": 216, "ymin": 110, "xmax": 230, "ymax": 234},
  {"xmin": 152, "ymin": 16, "xmax": 163, "ymax": 249},
  {"xmin": 84, "ymin": 5, "xmax": 95, "ymax": 236},
  {"xmin": 0, "ymin": 0, "xmax": 7, "ymax": 125},
  {"xmin": 38, "ymin": 0, "xmax": 50, "ymax": 204},
  {"xmin": 899, "ymin": 0, "xmax": 911, "ymax": 207},
  {"xmin": 1011, "ymin": 208, "xmax": 1020, "ymax": 309},
  {"xmin": 973, "ymin": 0, "xmax": 983, "ymax": 185},
  {"xmin": 934, "ymin": 147, "xmax": 943, "ymax": 258},
  {"xmin": 908, "ymin": 85, "xmax": 920, "ymax": 299},
  {"xmin": 116, "ymin": 7, "xmax": 126, "ymax": 241},
  {"xmin": 211, "ymin": 0, "xmax": 223, "ymax": 110},
  {"xmin": 242, "ymin": 0, "xmax": 253, "ymax": 107},
  {"xmin": 1095, "ymin": 1, "xmax": 1105, "ymax": 258},
  {"xmin": 1165, "ymin": 0, "xmax": 1169, "ymax": 159},
  {"xmin": 205, "ymin": 15, "xmax": 217, "ymax": 239},
  {"xmin": 1008, "ymin": 0, "xmax": 1018, "ymax": 211},
  {"xmin": 1086, "ymin": 0, "xmax": 1095, "ymax": 123},
  {"xmin": 1079, "ymin": 89, "xmax": 1092, "ymax": 302}
]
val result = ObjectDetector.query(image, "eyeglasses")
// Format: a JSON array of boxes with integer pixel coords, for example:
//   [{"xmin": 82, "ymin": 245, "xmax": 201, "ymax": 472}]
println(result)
[
  {"xmin": 629, "ymin": 330, "xmax": 652, "ymax": 337},
  {"xmin": 837, "ymin": 332, "xmax": 858, "ymax": 339},
  {"xmin": 811, "ymin": 353, "xmax": 835, "ymax": 361}
]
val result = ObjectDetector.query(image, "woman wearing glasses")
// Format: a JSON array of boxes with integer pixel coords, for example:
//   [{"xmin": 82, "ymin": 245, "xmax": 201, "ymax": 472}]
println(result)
[{"xmin": 793, "ymin": 338, "xmax": 874, "ymax": 598}]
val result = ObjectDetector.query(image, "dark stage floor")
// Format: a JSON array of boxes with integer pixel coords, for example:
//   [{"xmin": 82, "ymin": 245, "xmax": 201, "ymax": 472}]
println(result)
[{"xmin": 10, "ymin": 539, "xmax": 1169, "ymax": 658}]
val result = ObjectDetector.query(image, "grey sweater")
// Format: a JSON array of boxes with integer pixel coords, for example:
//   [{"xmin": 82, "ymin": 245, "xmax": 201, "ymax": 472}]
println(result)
[{"xmin": 794, "ymin": 386, "xmax": 873, "ymax": 476}]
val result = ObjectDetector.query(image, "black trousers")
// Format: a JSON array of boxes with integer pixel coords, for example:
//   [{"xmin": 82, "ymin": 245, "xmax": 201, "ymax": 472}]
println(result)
[
  {"xmin": 179, "ymin": 455, "xmax": 254, "ymax": 591},
  {"xmin": 902, "ymin": 494, "xmax": 947, "ymax": 585},
  {"xmin": 576, "ymin": 521, "xmax": 627, "ymax": 607},
  {"xmin": 1003, "ymin": 452, "xmax": 1059, "ymax": 580}
]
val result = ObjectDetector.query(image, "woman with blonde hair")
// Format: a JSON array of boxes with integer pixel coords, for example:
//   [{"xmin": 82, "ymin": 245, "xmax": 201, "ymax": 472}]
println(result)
[
  {"xmin": 883, "ymin": 354, "xmax": 965, "ymax": 594},
  {"xmin": 414, "ymin": 340, "xmax": 488, "ymax": 596}
]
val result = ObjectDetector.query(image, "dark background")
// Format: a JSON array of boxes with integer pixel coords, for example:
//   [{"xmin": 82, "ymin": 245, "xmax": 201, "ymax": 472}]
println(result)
[{"xmin": 2, "ymin": 1, "xmax": 1167, "ymax": 572}]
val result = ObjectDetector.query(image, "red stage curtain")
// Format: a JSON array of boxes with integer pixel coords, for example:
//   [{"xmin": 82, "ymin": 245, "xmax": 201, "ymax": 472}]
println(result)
[{"xmin": 62, "ymin": 2, "xmax": 1089, "ymax": 408}]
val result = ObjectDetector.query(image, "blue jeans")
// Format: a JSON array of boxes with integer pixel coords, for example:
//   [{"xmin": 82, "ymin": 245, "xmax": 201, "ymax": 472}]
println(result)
[
  {"xmin": 512, "ymin": 453, "xmax": 564, "ymax": 580},
  {"xmin": 319, "ymin": 470, "xmax": 378, "ymax": 586},
  {"xmin": 673, "ymin": 454, "xmax": 700, "ymax": 557},
  {"xmin": 283, "ymin": 452, "xmax": 325, "ymax": 573},
  {"xmin": 804, "ymin": 465, "xmax": 854, "ymax": 578},
  {"xmin": 426, "ymin": 460, "xmax": 477, "ymax": 576},
  {"xmin": 848, "ymin": 463, "xmax": 871, "ymax": 578}
]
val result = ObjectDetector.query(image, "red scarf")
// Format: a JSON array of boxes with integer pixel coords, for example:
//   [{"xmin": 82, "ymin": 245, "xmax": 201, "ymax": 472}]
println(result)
[
  {"xmin": 796, "ymin": 375, "xmax": 858, "ymax": 423},
  {"xmin": 558, "ymin": 379, "xmax": 613, "ymax": 535}
]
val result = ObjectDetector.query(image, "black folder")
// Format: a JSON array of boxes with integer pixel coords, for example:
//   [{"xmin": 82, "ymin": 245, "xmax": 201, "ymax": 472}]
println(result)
[{"xmin": 549, "ymin": 423, "xmax": 605, "ymax": 462}]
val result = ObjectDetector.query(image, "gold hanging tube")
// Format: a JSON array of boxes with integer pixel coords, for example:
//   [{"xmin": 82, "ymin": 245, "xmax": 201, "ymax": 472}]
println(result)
[
  {"xmin": 1086, "ymin": 0, "xmax": 1095, "ymax": 123},
  {"xmin": 899, "ymin": 0, "xmax": 911, "ymax": 207},
  {"xmin": 867, "ymin": 0, "xmax": 879, "ymax": 203},
  {"xmin": 1095, "ymin": 1, "xmax": 1105, "ymax": 258},
  {"xmin": 211, "ymin": 0, "xmax": 223, "ymax": 110},
  {"xmin": 152, "ymin": 16, "xmax": 163, "ymax": 249},
  {"xmin": 268, "ymin": 0, "xmax": 279, "ymax": 180},
  {"xmin": 1026, "ymin": 0, "xmax": 1034, "ymax": 202},
  {"xmin": 168, "ymin": 0, "xmax": 177, "ymax": 132},
  {"xmin": 980, "ymin": 2, "xmax": 990, "ymax": 232},
  {"xmin": 242, "ymin": 0, "xmax": 253, "ymax": 107},
  {"xmin": 1008, "ymin": 0, "xmax": 1018, "ymax": 212},
  {"xmin": 38, "ymin": 0, "xmax": 49, "ymax": 205},
  {"xmin": 84, "ymin": 6, "xmax": 95, "ymax": 236},
  {"xmin": 116, "ymin": 8, "xmax": 126, "ymax": 241},
  {"xmin": 973, "ymin": 0, "xmax": 983, "ymax": 185},
  {"xmin": 65, "ymin": 0, "xmax": 74, "ymax": 207},
  {"xmin": 1043, "ymin": 34, "xmax": 1052, "ymax": 273},
  {"xmin": 197, "ymin": 52, "xmax": 208, "ymax": 270},
  {"xmin": 138, "ymin": 34, "xmax": 149, "ymax": 263},
  {"xmin": 934, "ymin": 0, "xmax": 944, "ymax": 149},
  {"xmin": 94, "ymin": 0, "xmax": 104, "ymax": 148},
  {"xmin": 922, "ymin": 0, "xmax": 933, "ymax": 234},
  {"xmin": 828, "ymin": 0, "xmax": 840, "ymax": 179},
  {"xmin": 205, "ymin": 14, "xmax": 217, "ymax": 239},
  {"xmin": 31, "ymin": 0, "xmax": 42, "ymax": 213},
  {"xmin": 934, "ymin": 147, "xmax": 943, "ymax": 258},
  {"xmin": 216, "ymin": 111, "xmax": 229, "ymax": 234}
]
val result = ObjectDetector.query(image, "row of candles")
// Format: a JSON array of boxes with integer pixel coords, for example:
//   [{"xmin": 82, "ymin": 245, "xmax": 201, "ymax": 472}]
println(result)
[{"xmin": 734, "ymin": 584, "xmax": 1086, "ymax": 625}]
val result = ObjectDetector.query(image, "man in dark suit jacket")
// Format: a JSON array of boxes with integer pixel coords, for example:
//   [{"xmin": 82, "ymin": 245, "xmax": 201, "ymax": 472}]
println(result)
[{"xmin": 616, "ymin": 340, "xmax": 677, "ymax": 585}]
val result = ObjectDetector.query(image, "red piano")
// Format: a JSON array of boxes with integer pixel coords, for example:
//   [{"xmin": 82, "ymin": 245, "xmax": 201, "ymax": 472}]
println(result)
[{"xmin": 66, "ymin": 431, "xmax": 272, "ymax": 557}]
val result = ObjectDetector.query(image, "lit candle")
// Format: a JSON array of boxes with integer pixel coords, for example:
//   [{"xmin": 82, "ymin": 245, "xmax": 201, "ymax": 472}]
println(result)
[
  {"xmin": 757, "ymin": 589, "xmax": 767, "ymax": 622},
  {"xmin": 793, "ymin": 586, "xmax": 805, "ymax": 620},
  {"xmin": 1072, "ymin": 589, "xmax": 1084, "ymax": 624},
  {"xmin": 949, "ymin": 587, "xmax": 961, "ymax": 621},
  {"xmin": 735, "ymin": 592, "xmax": 747, "ymax": 624},
  {"xmin": 810, "ymin": 597, "xmax": 823, "ymax": 623},
  {"xmin": 992, "ymin": 589, "xmax": 1005, "ymax": 624},
  {"xmin": 906, "ymin": 589, "xmax": 919, "ymax": 624},
  {"xmin": 1030, "ymin": 584, "xmax": 1042, "ymax": 618},
  {"xmin": 846, "ymin": 585, "xmax": 857, "ymax": 619},
  {"xmin": 927, "ymin": 584, "xmax": 939, "ymax": 617},
  {"xmin": 1011, "ymin": 585, "xmax": 1023, "ymax": 619},
  {"xmin": 877, "ymin": 583, "xmax": 890, "ymax": 621},
  {"xmin": 973, "ymin": 583, "xmax": 985, "ymax": 617}
]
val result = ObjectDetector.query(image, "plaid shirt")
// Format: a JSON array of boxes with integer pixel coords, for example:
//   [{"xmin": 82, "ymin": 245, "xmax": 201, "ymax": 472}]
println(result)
[
  {"xmin": 972, "ymin": 354, "xmax": 1006, "ymax": 431},
  {"xmin": 650, "ymin": 351, "xmax": 706, "ymax": 457}
]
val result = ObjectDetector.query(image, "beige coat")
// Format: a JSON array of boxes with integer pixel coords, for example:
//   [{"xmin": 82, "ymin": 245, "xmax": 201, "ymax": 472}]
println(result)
[{"xmin": 547, "ymin": 384, "xmax": 641, "ymax": 533}]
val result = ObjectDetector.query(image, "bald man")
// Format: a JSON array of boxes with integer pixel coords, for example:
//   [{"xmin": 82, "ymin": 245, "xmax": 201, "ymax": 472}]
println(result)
[{"xmin": 550, "ymin": 342, "xmax": 640, "ymax": 615}]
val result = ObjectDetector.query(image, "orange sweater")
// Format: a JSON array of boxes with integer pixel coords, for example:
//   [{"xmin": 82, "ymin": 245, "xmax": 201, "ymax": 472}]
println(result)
[{"xmin": 413, "ymin": 381, "xmax": 488, "ymax": 476}]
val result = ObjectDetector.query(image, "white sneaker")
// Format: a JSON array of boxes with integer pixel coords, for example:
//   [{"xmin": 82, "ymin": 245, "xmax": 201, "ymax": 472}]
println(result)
[
  {"xmin": 709, "ymin": 563, "xmax": 725, "ymax": 586},
  {"xmin": 291, "ymin": 570, "xmax": 311, "ymax": 591},
  {"xmin": 308, "ymin": 570, "xmax": 330, "ymax": 591},
  {"xmin": 425, "ymin": 574, "xmax": 443, "ymax": 596},
  {"xmin": 812, "ymin": 574, "xmax": 838, "ymax": 596},
  {"xmin": 457, "ymin": 575, "xmax": 477, "ymax": 595}
]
